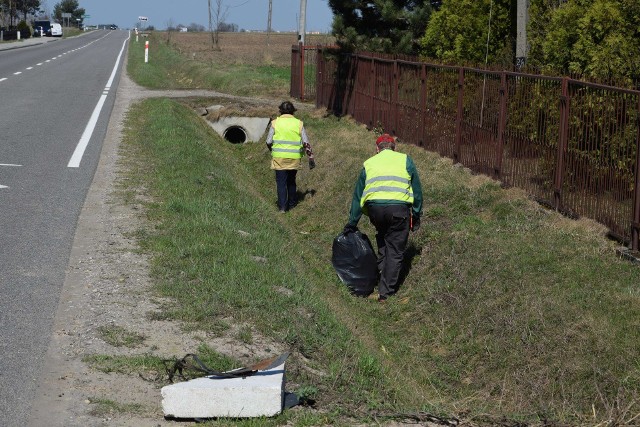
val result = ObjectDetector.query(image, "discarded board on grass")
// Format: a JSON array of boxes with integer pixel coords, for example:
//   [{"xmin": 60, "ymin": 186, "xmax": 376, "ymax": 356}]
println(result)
[{"xmin": 161, "ymin": 353, "xmax": 288, "ymax": 419}]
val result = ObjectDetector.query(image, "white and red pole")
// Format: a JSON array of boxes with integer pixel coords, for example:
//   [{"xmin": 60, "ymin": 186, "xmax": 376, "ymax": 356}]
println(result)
[{"xmin": 144, "ymin": 40, "xmax": 149, "ymax": 63}]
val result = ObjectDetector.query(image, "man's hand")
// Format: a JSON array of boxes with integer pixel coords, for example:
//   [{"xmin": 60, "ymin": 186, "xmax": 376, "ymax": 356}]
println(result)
[
  {"xmin": 411, "ymin": 215, "xmax": 421, "ymax": 232},
  {"xmin": 308, "ymin": 158, "xmax": 316, "ymax": 169},
  {"xmin": 343, "ymin": 223, "xmax": 358, "ymax": 234}
]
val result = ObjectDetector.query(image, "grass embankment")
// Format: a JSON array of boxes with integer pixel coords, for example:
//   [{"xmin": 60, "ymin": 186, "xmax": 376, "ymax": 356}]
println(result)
[{"xmin": 111, "ymin": 34, "xmax": 640, "ymax": 425}]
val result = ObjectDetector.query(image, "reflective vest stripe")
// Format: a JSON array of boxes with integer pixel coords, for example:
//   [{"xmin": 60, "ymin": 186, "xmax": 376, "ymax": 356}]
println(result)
[
  {"xmin": 362, "ymin": 186, "xmax": 414, "ymax": 198},
  {"xmin": 365, "ymin": 176, "xmax": 410, "ymax": 185}
]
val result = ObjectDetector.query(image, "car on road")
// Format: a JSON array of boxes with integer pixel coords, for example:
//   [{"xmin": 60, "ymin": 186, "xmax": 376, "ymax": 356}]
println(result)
[
  {"xmin": 50, "ymin": 23, "xmax": 63, "ymax": 37},
  {"xmin": 33, "ymin": 19, "xmax": 50, "ymax": 37}
]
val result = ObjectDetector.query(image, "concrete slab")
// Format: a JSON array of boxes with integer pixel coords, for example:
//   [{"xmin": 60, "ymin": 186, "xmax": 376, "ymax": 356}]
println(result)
[
  {"xmin": 207, "ymin": 117, "xmax": 270, "ymax": 143},
  {"xmin": 161, "ymin": 362, "xmax": 285, "ymax": 419}
]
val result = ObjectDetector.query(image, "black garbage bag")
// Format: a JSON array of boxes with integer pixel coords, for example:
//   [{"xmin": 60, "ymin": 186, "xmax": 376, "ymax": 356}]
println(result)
[{"xmin": 331, "ymin": 230, "xmax": 378, "ymax": 296}]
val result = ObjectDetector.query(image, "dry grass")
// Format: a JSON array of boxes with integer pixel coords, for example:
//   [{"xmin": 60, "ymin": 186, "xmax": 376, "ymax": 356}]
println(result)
[{"xmin": 163, "ymin": 31, "xmax": 335, "ymax": 66}]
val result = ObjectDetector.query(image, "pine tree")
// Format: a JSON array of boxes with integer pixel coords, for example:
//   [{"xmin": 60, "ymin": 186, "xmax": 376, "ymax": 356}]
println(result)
[{"xmin": 329, "ymin": 0, "xmax": 436, "ymax": 54}]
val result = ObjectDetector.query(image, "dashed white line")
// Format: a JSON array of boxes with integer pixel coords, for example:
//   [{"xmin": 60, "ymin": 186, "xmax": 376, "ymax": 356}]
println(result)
[
  {"xmin": 13, "ymin": 72, "xmax": 21, "ymax": 75},
  {"xmin": 0, "ymin": 78, "xmax": 6, "ymax": 82},
  {"xmin": 37, "ymin": 62, "xmax": 43, "ymax": 66},
  {"xmin": 0, "ymin": 164, "xmax": 22, "ymax": 167},
  {"xmin": 26, "ymin": 67, "xmax": 33, "ymax": 70}
]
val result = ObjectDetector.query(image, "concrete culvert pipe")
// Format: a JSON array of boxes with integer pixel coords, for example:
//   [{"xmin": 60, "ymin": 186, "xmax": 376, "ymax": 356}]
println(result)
[{"xmin": 223, "ymin": 126, "xmax": 247, "ymax": 144}]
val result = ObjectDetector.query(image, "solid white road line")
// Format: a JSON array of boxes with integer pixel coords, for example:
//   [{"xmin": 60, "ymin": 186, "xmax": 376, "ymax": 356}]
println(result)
[{"xmin": 67, "ymin": 34, "xmax": 130, "ymax": 168}]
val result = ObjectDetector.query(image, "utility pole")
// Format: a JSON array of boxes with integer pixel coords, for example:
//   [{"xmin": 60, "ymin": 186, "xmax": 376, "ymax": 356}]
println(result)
[
  {"xmin": 266, "ymin": 0, "xmax": 272, "ymax": 46},
  {"xmin": 516, "ymin": 0, "xmax": 529, "ymax": 69},
  {"xmin": 297, "ymin": 0, "xmax": 307, "ymax": 45}
]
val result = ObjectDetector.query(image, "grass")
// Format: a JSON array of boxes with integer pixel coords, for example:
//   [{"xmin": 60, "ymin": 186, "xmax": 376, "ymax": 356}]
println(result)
[
  {"xmin": 91, "ymin": 33, "xmax": 640, "ymax": 425},
  {"xmin": 97, "ymin": 325, "xmax": 146, "ymax": 348},
  {"xmin": 88, "ymin": 397, "xmax": 147, "ymax": 417}
]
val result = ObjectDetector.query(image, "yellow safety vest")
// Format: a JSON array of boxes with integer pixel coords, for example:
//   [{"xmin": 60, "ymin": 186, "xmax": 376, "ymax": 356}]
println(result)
[
  {"xmin": 271, "ymin": 115, "xmax": 303, "ymax": 159},
  {"xmin": 361, "ymin": 150, "xmax": 414, "ymax": 207}
]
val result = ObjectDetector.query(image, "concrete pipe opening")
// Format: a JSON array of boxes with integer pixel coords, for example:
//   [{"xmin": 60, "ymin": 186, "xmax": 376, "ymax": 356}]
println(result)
[{"xmin": 223, "ymin": 126, "xmax": 247, "ymax": 144}]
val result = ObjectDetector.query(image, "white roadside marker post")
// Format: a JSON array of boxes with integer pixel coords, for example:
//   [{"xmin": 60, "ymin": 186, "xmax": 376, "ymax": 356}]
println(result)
[{"xmin": 145, "ymin": 40, "xmax": 149, "ymax": 63}]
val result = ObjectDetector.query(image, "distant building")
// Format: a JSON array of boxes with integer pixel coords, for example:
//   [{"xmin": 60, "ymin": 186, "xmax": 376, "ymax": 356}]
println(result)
[{"xmin": 178, "ymin": 26, "xmax": 188, "ymax": 32}]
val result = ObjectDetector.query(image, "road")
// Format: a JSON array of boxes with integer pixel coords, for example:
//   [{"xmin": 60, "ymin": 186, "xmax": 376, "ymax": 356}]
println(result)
[{"xmin": 0, "ymin": 30, "xmax": 129, "ymax": 426}]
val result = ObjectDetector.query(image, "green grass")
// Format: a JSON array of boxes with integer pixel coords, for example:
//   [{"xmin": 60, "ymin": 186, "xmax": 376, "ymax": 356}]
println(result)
[
  {"xmin": 88, "ymin": 397, "xmax": 147, "ymax": 417},
  {"xmin": 97, "ymin": 325, "xmax": 146, "ymax": 348},
  {"xmin": 112, "ymin": 37, "xmax": 640, "ymax": 425}
]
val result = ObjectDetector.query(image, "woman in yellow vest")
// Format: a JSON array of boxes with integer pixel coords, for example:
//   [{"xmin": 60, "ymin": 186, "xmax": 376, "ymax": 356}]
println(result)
[
  {"xmin": 344, "ymin": 134, "xmax": 423, "ymax": 301},
  {"xmin": 266, "ymin": 101, "xmax": 316, "ymax": 212}
]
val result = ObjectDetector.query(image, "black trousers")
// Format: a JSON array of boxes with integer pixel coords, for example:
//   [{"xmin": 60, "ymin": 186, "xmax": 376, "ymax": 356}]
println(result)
[
  {"xmin": 367, "ymin": 204, "xmax": 410, "ymax": 298},
  {"xmin": 275, "ymin": 169, "xmax": 298, "ymax": 211}
]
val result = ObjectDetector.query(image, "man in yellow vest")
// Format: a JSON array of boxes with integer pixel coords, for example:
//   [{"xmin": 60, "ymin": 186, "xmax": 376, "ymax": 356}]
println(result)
[
  {"xmin": 344, "ymin": 134, "xmax": 423, "ymax": 302},
  {"xmin": 266, "ymin": 101, "xmax": 316, "ymax": 212}
]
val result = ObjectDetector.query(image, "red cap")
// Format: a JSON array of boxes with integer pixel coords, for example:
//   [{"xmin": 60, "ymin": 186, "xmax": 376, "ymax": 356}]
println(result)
[{"xmin": 375, "ymin": 134, "xmax": 395, "ymax": 145}]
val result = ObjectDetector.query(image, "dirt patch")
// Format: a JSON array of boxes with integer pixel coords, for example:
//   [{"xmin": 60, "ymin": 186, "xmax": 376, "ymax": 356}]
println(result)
[
  {"xmin": 26, "ymin": 56, "xmax": 293, "ymax": 427},
  {"xmin": 166, "ymin": 32, "xmax": 335, "ymax": 66}
]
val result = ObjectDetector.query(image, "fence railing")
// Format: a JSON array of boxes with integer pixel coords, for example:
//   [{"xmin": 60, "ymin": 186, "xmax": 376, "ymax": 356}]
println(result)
[
  {"xmin": 291, "ymin": 44, "xmax": 338, "ymax": 100},
  {"xmin": 308, "ymin": 48, "xmax": 640, "ymax": 251}
]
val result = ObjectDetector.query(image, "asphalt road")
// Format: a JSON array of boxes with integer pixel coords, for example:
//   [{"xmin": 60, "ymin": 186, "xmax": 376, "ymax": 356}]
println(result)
[{"xmin": 0, "ymin": 30, "xmax": 129, "ymax": 426}]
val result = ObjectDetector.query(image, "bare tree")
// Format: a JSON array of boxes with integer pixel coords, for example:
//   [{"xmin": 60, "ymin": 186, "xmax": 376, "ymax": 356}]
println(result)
[
  {"xmin": 208, "ymin": 0, "xmax": 228, "ymax": 50},
  {"xmin": 165, "ymin": 18, "xmax": 174, "ymax": 44}
]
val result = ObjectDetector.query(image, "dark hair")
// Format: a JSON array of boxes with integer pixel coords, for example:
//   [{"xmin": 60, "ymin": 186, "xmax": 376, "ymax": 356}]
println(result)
[{"xmin": 278, "ymin": 101, "xmax": 297, "ymax": 115}]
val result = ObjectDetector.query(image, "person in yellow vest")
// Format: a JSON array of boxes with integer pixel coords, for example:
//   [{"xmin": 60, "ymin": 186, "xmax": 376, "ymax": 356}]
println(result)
[
  {"xmin": 344, "ymin": 134, "xmax": 423, "ymax": 302},
  {"xmin": 266, "ymin": 101, "xmax": 316, "ymax": 212}
]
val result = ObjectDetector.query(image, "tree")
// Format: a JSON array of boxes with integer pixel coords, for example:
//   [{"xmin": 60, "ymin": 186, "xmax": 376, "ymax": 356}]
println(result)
[
  {"xmin": 527, "ymin": 0, "xmax": 640, "ymax": 81},
  {"xmin": 208, "ymin": 0, "xmax": 229, "ymax": 50},
  {"xmin": 15, "ymin": 0, "xmax": 40, "ymax": 22},
  {"xmin": 420, "ymin": 0, "xmax": 514, "ymax": 64},
  {"xmin": 53, "ymin": 0, "xmax": 83, "ymax": 25},
  {"xmin": 329, "ymin": 0, "xmax": 435, "ymax": 54}
]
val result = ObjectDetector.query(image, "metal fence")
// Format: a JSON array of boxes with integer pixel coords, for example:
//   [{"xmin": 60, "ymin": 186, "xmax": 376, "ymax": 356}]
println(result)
[
  {"xmin": 291, "ymin": 44, "xmax": 339, "ymax": 100},
  {"xmin": 308, "ymin": 49, "xmax": 640, "ymax": 251}
]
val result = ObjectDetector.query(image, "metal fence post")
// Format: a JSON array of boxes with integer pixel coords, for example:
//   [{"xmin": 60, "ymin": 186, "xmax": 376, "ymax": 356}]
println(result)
[
  {"xmin": 454, "ymin": 68, "xmax": 465, "ymax": 163},
  {"xmin": 494, "ymin": 71, "xmax": 508, "ymax": 179},
  {"xmin": 299, "ymin": 45, "xmax": 305, "ymax": 101},
  {"xmin": 419, "ymin": 64, "xmax": 427, "ymax": 147},
  {"xmin": 392, "ymin": 60, "xmax": 399, "ymax": 135},
  {"xmin": 554, "ymin": 77, "xmax": 570, "ymax": 211},
  {"xmin": 632, "ymin": 96, "xmax": 640, "ymax": 251},
  {"xmin": 370, "ymin": 58, "xmax": 376, "ymax": 129},
  {"xmin": 315, "ymin": 47, "xmax": 322, "ymax": 108}
]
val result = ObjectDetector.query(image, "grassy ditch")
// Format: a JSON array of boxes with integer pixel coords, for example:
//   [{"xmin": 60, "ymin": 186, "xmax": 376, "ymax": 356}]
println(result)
[{"xmin": 114, "ymin": 93, "xmax": 640, "ymax": 425}]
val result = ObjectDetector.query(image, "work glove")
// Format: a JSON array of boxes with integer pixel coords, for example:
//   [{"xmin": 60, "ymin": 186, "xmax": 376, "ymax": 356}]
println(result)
[
  {"xmin": 308, "ymin": 158, "xmax": 316, "ymax": 169},
  {"xmin": 411, "ymin": 215, "xmax": 421, "ymax": 232},
  {"xmin": 343, "ymin": 223, "xmax": 358, "ymax": 234}
]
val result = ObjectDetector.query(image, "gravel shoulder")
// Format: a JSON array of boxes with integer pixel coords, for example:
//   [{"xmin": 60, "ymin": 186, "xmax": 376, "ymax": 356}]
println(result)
[{"xmin": 26, "ymin": 55, "xmax": 283, "ymax": 427}]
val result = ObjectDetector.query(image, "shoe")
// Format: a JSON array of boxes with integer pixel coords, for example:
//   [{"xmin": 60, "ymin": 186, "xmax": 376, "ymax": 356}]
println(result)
[
  {"xmin": 279, "ymin": 210, "xmax": 286, "ymax": 213},
  {"xmin": 378, "ymin": 295, "xmax": 388, "ymax": 302}
]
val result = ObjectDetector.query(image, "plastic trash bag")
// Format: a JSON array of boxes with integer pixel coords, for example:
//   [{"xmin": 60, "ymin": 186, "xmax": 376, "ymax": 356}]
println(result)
[{"xmin": 331, "ymin": 230, "xmax": 378, "ymax": 296}]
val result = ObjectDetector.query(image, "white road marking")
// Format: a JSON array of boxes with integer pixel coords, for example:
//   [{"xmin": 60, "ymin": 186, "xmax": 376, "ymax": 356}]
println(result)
[
  {"xmin": 26, "ymin": 67, "xmax": 33, "ymax": 70},
  {"xmin": 37, "ymin": 63, "xmax": 43, "ymax": 66},
  {"xmin": 13, "ymin": 72, "xmax": 21, "ymax": 75},
  {"xmin": 0, "ymin": 78, "xmax": 6, "ymax": 82},
  {"xmin": 68, "ymin": 34, "xmax": 130, "ymax": 168},
  {"xmin": 0, "ymin": 164, "xmax": 21, "ymax": 189}
]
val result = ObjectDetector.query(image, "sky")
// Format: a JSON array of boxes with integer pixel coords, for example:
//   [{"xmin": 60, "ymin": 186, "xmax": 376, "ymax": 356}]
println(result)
[{"xmin": 47, "ymin": 0, "xmax": 335, "ymax": 33}]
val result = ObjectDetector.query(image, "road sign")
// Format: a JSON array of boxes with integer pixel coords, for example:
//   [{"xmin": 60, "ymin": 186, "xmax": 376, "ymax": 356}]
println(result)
[
  {"xmin": 83, "ymin": 15, "xmax": 91, "ymax": 18},
  {"xmin": 62, "ymin": 12, "xmax": 71, "ymax": 18},
  {"xmin": 138, "ymin": 16, "xmax": 148, "ymax": 21}
]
